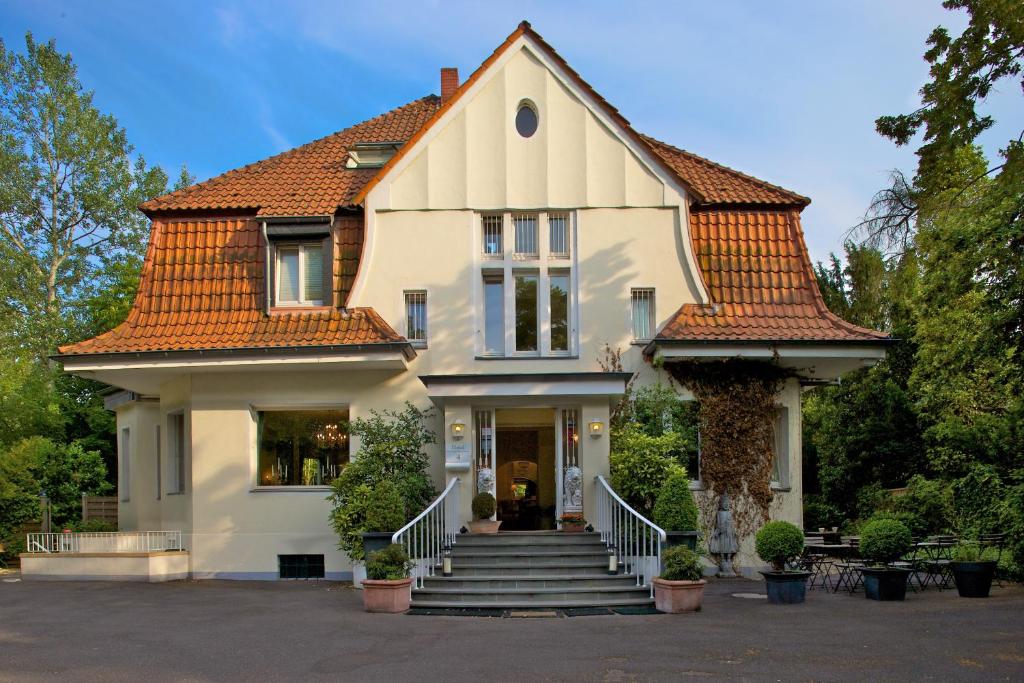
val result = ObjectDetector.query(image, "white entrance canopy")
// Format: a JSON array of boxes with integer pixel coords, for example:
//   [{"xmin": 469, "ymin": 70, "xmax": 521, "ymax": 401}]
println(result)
[{"xmin": 419, "ymin": 372, "xmax": 633, "ymax": 406}]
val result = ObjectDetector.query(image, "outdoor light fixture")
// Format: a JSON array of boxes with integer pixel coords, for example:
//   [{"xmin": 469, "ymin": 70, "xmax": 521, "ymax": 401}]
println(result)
[
  {"xmin": 450, "ymin": 419, "xmax": 466, "ymax": 439},
  {"xmin": 442, "ymin": 544, "xmax": 453, "ymax": 577},
  {"xmin": 588, "ymin": 420, "xmax": 604, "ymax": 437},
  {"xmin": 607, "ymin": 544, "xmax": 618, "ymax": 575}
]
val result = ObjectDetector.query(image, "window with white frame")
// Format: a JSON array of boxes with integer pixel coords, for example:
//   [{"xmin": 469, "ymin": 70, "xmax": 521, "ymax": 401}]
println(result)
[
  {"xmin": 482, "ymin": 214, "xmax": 503, "ymax": 258},
  {"xmin": 404, "ymin": 290, "xmax": 427, "ymax": 346},
  {"xmin": 631, "ymin": 288, "xmax": 656, "ymax": 340},
  {"xmin": 120, "ymin": 428, "xmax": 130, "ymax": 502},
  {"xmin": 513, "ymin": 214, "xmax": 538, "ymax": 258},
  {"xmin": 167, "ymin": 412, "xmax": 186, "ymax": 494},
  {"xmin": 548, "ymin": 213, "xmax": 569, "ymax": 258},
  {"xmin": 276, "ymin": 243, "xmax": 324, "ymax": 306},
  {"xmin": 478, "ymin": 212, "xmax": 576, "ymax": 357},
  {"xmin": 771, "ymin": 406, "xmax": 790, "ymax": 487}
]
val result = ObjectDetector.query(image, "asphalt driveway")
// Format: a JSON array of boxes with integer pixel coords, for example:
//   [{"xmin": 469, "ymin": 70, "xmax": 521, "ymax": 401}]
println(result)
[{"xmin": 1, "ymin": 574, "xmax": 1022, "ymax": 682}]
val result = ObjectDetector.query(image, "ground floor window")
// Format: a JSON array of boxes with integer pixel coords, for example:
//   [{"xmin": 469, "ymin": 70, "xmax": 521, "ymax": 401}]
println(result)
[
  {"xmin": 278, "ymin": 554, "xmax": 325, "ymax": 579},
  {"xmin": 257, "ymin": 409, "xmax": 349, "ymax": 486}
]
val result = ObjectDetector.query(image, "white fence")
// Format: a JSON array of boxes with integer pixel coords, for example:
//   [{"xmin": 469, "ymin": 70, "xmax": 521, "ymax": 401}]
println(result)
[{"xmin": 26, "ymin": 531, "xmax": 183, "ymax": 554}]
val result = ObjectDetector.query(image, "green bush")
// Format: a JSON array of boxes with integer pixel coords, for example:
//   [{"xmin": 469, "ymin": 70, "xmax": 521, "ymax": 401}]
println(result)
[
  {"xmin": 365, "ymin": 543, "xmax": 414, "ymax": 580},
  {"xmin": 660, "ymin": 545, "xmax": 703, "ymax": 581},
  {"xmin": 328, "ymin": 404, "xmax": 437, "ymax": 562},
  {"xmin": 802, "ymin": 495, "xmax": 844, "ymax": 530},
  {"xmin": 364, "ymin": 480, "xmax": 405, "ymax": 533},
  {"xmin": 755, "ymin": 521, "xmax": 804, "ymax": 571},
  {"xmin": 889, "ymin": 475, "xmax": 952, "ymax": 535},
  {"xmin": 951, "ymin": 542, "xmax": 983, "ymax": 562},
  {"xmin": 471, "ymin": 492, "xmax": 496, "ymax": 520},
  {"xmin": 610, "ymin": 424, "xmax": 686, "ymax": 518},
  {"xmin": 867, "ymin": 510, "xmax": 927, "ymax": 538},
  {"xmin": 652, "ymin": 470, "xmax": 698, "ymax": 531},
  {"xmin": 71, "ymin": 519, "xmax": 117, "ymax": 532},
  {"xmin": 859, "ymin": 518, "xmax": 912, "ymax": 566},
  {"xmin": 855, "ymin": 482, "xmax": 889, "ymax": 521}
]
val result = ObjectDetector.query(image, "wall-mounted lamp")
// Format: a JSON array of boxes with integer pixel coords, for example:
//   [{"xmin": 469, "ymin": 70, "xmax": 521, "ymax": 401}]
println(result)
[
  {"xmin": 450, "ymin": 419, "xmax": 466, "ymax": 440},
  {"xmin": 588, "ymin": 420, "xmax": 604, "ymax": 437}
]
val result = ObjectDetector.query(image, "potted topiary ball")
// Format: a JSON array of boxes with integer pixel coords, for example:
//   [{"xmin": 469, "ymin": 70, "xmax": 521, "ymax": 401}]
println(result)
[
  {"xmin": 361, "ymin": 543, "xmax": 415, "ymax": 613},
  {"xmin": 755, "ymin": 521, "xmax": 810, "ymax": 604},
  {"xmin": 362, "ymin": 480, "xmax": 406, "ymax": 559},
  {"xmin": 949, "ymin": 540, "xmax": 997, "ymax": 598},
  {"xmin": 858, "ymin": 518, "xmax": 913, "ymax": 601},
  {"xmin": 469, "ymin": 492, "xmax": 501, "ymax": 534},
  {"xmin": 652, "ymin": 470, "xmax": 700, "ymax": 551},
  {"xmin": 653, "ymin": 545, "xmax": 706, "ymax": 613}
]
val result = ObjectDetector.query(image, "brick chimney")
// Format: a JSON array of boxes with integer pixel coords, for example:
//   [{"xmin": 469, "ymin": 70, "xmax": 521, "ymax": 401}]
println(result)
[{"xmin": 440, "ymin": 67, "xmax": 459, "ymax": 103}]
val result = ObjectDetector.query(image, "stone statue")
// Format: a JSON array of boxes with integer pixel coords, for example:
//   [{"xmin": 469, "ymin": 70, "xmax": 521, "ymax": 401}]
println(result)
[
  {"xmin": 476, "ymin": 467, "xmax": 495, "ymax": 496},
  {"xmin": 709, "ymin": 493, "xmax": 739, "ymax": 577},
  {"xmin": 563, "ymin": 466, "xmax": 583, "ymax": 509}
]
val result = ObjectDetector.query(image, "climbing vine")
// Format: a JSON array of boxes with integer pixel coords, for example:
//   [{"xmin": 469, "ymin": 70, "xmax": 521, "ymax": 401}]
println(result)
[{"xmin": 664, "ymin": 358, "xmax": 791, "ymax": 542}]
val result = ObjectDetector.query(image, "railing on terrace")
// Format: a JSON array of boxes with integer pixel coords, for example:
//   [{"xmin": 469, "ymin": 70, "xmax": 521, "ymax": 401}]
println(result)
[
  {"xmin": 594, "ymin": 475, "xmax": 666, "ymax": 597},
  {"xmin": 392, "ymin": 477, "xmax": 460, "ymax": 589},
  {"xmin": 25, "ymin": 531, "xmax": 183, "ymax": 554}
]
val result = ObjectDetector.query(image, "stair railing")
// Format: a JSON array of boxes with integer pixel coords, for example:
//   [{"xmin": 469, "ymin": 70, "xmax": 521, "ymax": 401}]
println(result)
[
  {"xmin": 392, "ymin": 476, "xmax": 460, "ymax": 589},
  {"xmin": 594, "ymin": 475, "xmax": 666, "ymax": 596}
]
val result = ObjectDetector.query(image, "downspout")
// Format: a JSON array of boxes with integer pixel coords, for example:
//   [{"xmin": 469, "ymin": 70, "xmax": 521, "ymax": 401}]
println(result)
[{"xmin": 261, "ymin": 221, "xmax": 271, "ymax": 313}]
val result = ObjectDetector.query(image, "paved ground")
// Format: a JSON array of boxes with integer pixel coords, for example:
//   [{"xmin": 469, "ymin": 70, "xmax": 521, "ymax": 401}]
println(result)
[{"xmin": 1, "ymin": 574, "xmax": 1023, "ymax": 682}]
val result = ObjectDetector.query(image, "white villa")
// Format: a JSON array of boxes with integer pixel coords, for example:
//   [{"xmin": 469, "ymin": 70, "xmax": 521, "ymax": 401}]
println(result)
[{"xmin": 53, "ymin": 22, "xmax": 889, "ymax": 588}]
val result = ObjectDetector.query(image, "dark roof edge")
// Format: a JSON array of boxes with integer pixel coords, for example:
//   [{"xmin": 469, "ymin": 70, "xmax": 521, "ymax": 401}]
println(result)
[{"xmin": 53, "ymin": 341, "xmax": 417, "ymax": 364}]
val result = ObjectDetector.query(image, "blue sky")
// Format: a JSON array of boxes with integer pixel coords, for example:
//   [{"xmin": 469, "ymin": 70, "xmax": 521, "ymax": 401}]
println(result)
[{"xmin": 1, "ymin": 0, "xmax": 1018, "ymax": 262}]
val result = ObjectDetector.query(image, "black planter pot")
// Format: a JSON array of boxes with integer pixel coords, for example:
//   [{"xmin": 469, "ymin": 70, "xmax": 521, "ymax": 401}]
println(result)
[
  {"xmin": 664, "ymin": 531, "xmax": 699, "ymax": 552},
  {"xmin": 951, "ymin": 560, "xmax": 997, "ymax": 598},
  {"xmin": 362, "ymin": 532, "xmax": 393, "ymax": 559},
  {"xmin": 759, "ymin": 570, "xmax": 811, "ymax": 604},
  {"xmin": 861, "ymin": 567, "xmax": 911, "ymax": 601}
]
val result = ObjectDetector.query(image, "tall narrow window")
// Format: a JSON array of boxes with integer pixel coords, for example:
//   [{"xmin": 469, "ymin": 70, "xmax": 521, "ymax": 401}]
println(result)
[
  {"xmin": 404, "ymin": 290, "xmax": 427, "ymax": 345},
  {"xmin": 513, "ymin": 214, "xmax": 538, "ymax": 257},
  {"xmin": 550, "ymin": 272, "xmax": 570, "ymax": 352},
  {"xmin": 631, "ymin": 288, "xmax": 656, "ymax": 340},
  {"xmin": 155, "ymin": 425, "xmax": 162, "ymax": 501},
  {"xmin": 772, "ymin": 406, "xmax": 790, "ymax": 487},
  {"xmin": 482, "ymin": 215, "xmax": 503, "ymax": 258},
  {"xmin": 514, "ymin": 272, "xmax": 539, "ymax": 352},
  {"xmin": 120, "ymin": 428, "xmax": 131, "ymax": 503},
  {"xmin": 168, "ymin": 413, "xmax": 186, "ymax": 494},
  {"xmin": 549, "ymin": 213, "xmax": 569, "ymax": 258},
  {"xmin": 483, "ymin": 273, "xmax": 505, "ymax": 355},
  {"xmin": 276, "ymin": 243, "xmax": 324, "ymax": 306}
]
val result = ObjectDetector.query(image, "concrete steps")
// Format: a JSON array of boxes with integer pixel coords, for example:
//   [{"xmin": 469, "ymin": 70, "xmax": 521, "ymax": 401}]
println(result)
[{"xmin": 409, "ymin": 531, "xmax": 654, "ymax": 610}]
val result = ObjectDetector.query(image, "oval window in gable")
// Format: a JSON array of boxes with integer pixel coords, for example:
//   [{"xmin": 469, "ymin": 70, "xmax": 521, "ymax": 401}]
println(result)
[{"xmin": 515, "ymin": 102, "xmax": 538, "ymax": 138}]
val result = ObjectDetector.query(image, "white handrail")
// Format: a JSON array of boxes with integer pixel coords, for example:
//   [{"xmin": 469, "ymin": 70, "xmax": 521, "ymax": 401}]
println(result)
[
  {"xmin": 594, "ymin": 475, "xmax": 666, "ymax": 596},
  {"xmin": 392, "ymin": 477, "xmax": 460, "ymax": 589}
]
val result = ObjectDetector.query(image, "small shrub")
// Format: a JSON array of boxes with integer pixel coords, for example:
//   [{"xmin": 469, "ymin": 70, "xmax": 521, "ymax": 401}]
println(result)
[
  {"xmin": 859, "ymin": 518, "xmax": 912, "ymax": 566},
  {"xmin": 364, "ymin": 480, "xmax": 405, "ymax": 532},
  {"xmin": 365, "ymin": 543, "xmax": 414, "ymax": 580},
  {"xmin": 755, "ymin": 521, "xmax": 804, "ymax": 571},
  {"xmin": 471, "ymin": 492, "xmax": 496, "ymax": 520},
  {"xmin": 652, "ymin": 470, "xmax": 698, "ymax": 531},
  {"xmin": 660, "ymin": 545, "xmax": 703, "ymax": 581},
  {"xmin": 952, "ymin": 542, "xmax": 983, "ymax": 562}
]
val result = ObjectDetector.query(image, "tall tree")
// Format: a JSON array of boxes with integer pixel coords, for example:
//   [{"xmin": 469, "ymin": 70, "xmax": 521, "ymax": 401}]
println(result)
[{"xmin": 0, "ymin": 33, "xmax": 167, "ymax": 357}]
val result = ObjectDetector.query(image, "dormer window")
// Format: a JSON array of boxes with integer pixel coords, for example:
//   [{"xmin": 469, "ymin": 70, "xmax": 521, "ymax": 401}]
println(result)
[
  {"xmin": 277, "ymin": 243, "xmax": 324, "ymax": 306},
  {"xmin": 264, "ymin": 220, "xmax": 333, "ymax": 310},
  {"xmin": 345, "ymin": 142, "xmax": 402, "ymax": 169}
]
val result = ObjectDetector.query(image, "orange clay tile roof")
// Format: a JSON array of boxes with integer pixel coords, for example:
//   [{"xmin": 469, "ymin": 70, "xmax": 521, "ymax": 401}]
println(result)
[
  {"xmin": 56, "ymin": 218, "xmax": 404, "ymax": 356},
  {"xmin": 656, "ymin": 209, "xmax": 890, "ymax": 343},
  {"xmin": 139, "ymin": 96, "xmax": 442, "ymax": 217}
]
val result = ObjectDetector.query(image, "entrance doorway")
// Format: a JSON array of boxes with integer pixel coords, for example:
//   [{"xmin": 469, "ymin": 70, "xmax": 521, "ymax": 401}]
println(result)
[{"xmin": 494, "ymin": 409, "xmax": 556, "ymax": 531}]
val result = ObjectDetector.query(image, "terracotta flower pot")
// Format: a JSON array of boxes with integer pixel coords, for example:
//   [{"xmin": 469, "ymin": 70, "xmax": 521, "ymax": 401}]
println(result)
[
  {"xmin": 361, "ymin": 577, "xmax": 414, "ymax": 613},
  {"xmin": 469, "ymin": 519, "xmax": 502, "ymax": 535},
  {"xmin": 652, "ymin": 577, "xmax": 706, "ymax": 613}
]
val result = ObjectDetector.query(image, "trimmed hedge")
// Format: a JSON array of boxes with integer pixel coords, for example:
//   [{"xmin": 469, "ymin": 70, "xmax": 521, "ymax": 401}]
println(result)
[
  {"xmin": 755, "ymin": 521, "xmax": 804, "ymax": 571},
  {"xmin": 472, "ymin": 492, "xmax": 496, "ymax": 520},
  {"xmin": 859, "ymin": 517, "xmax": 912, "ymax": 565},
  {"xmin": 652, "ymin": 470, "xmax": 698, "ymax": 531}
]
